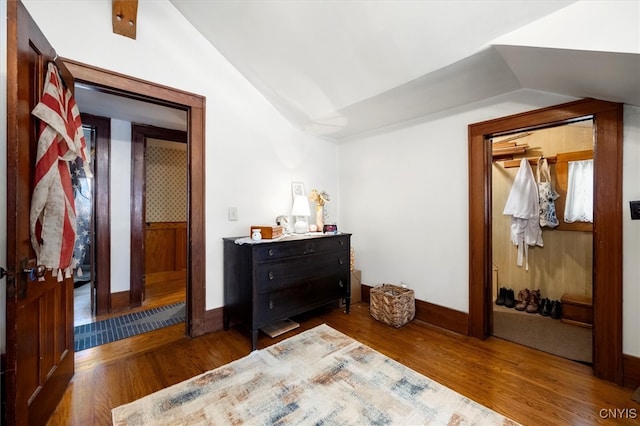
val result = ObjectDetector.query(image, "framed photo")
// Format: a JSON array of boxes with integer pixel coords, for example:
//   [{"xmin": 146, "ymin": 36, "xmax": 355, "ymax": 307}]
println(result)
[{"xmin": 291, "ymin": 182, "xmax": 305, "ymax": 200}]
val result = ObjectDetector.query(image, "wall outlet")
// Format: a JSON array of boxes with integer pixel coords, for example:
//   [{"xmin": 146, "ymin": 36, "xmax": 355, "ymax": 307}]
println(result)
[
  {"xmin": 228, "ymin": 207, "xmax": 238, "ymax": 221},
  {"xmin": 630, "ymin": 201, "xmax": 640, "ymax": 220}
]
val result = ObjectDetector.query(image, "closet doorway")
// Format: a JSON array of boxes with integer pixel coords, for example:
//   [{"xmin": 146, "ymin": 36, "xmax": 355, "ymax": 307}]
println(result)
[
  {"xmin": 490, "ymin": 120, "xmax": 594, "ymax": 364},
  {"xmin": 468, "ymin": 98, "xmax": 624, "ymax": 385}
]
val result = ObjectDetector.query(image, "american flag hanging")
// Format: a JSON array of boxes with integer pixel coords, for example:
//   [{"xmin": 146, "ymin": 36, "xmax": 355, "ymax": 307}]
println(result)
[{"xmin": 30, "ymin": 62, "xmax": 90, "ymax": 280}]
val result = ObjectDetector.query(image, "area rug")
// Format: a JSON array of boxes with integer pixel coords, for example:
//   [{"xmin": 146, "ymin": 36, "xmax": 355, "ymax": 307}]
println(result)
[
  {"xmin": 112, "ymin": 324, "xmax": 519, "ymax": 425},
  {"xmin": 74, "ymin": 302, "xmax": 185, "ymax": 352}
]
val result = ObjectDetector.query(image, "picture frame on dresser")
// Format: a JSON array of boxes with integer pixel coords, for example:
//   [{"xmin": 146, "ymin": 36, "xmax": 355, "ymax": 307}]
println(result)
[{"xmin": 291, "ymin": 181, "xmax": 306, "ymax": 199}]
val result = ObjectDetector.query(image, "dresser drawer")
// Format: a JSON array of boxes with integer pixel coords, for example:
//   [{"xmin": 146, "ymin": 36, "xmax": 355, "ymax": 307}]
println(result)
[
  {"xmin": 255, "ymin": 251, "xmax": 349, "ymax": 293},
  {"xmin": 254, "ymin": 278, "xmax": 348, "ymax": 326},
  {"xmin": 253, "ymin": 234, "xmax": 349, "ymax": 261}
]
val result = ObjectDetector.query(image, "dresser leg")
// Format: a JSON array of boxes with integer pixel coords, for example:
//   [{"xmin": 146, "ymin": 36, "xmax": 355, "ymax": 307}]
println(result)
[
  {"xmin": 251, "ymin": 330, "xmax": 259, "ymax": 351},
  {"xmin": 345, "ymin": 297, "xmax": 351, "ymax": 314},
  {"xmin": 223, "ymin": 309, "xmax": 230, "ymax": 330}
]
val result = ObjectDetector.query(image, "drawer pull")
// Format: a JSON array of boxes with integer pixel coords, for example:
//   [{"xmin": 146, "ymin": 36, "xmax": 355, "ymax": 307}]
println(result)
[
  {"xmin": 269, "ymin": 300, "xmax": 274, "ymax": 309},
  {"xmin": 338, "ymin": 280, "xmax": 344, "ymax": 287},
  {"xmin": 268, "ymin": 249, "xmax": 274, "ymax": 256},
  {"xmin": 339, "ymin": 258, "xmax": 344, "ymax": 265},
  {"xmin": 339, "ymin": 239, "xmax": 344, "ymax": 245},
  {"xmin": 268, "ymin": 271, "xmax": 274, "ymax": 280}
]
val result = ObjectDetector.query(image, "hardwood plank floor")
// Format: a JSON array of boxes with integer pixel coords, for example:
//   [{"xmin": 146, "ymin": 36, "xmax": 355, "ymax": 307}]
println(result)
[
  {"xmin": 74, "ymin": 273, "xmax": 186, "ymax": 326},
  {"xmin": 48, "ymin": 302, "xmax": 636, "ymax": 425}
]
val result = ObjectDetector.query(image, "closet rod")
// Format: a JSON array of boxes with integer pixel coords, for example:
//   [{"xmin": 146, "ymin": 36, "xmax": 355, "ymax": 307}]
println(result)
[{"xmin": 502, "ymin": 156, "xmax": 557, "ymax": 168}]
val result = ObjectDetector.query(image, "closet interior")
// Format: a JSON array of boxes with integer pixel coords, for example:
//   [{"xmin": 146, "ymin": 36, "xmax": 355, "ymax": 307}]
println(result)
[{"xmin": 491, "ymin": 119, "xmax": 594, "ymax": 364}]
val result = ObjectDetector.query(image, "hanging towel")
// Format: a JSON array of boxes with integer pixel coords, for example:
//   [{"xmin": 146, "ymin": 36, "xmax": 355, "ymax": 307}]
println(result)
[
  {"xmin": 30, "ymin": 62, "xmax": 90, "ymax": 279},
  {"xmin": 503, "ymin": 157, "xmax": 543, "ymax": 270}
]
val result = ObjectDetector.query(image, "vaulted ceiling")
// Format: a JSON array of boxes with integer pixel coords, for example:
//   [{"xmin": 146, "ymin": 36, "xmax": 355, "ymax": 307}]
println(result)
[
  {"xmin": 166, "ymin": 0, "xmax": 639, "ymax": 140},
  {"xmin": 77, "ymin": 1, "xmax": 640, "ymax": 140}
]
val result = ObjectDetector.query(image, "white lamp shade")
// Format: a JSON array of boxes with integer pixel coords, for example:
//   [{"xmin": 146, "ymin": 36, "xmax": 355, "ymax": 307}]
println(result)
[
  {"xmin": 291, "ymin": 195, "xmax": 310, "ymax": 233},
  {"xmin": 291, "ymin": 195, "xmax": 310, "ymax": 216}
]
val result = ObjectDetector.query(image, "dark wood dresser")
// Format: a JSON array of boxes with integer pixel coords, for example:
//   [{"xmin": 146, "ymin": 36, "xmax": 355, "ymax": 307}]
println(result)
[{"xmin": 223, "ymin": 233, "xmax": 351, "ymax": 350}]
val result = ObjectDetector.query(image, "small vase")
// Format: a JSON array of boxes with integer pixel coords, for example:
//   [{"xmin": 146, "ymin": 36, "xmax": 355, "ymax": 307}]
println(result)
[{"xmin": 315, "ymin": 205, "xmax": 324, "ymax": 230}]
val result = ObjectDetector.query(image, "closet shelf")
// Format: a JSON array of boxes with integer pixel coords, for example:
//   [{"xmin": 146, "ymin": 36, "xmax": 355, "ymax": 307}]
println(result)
[
  {"xmin": 502, "ymin": 156, "xmax": 557, "ymax": 168},
  {"xmin": 492, "ymin": 145, "xmax": 528, "ymax": 160}
]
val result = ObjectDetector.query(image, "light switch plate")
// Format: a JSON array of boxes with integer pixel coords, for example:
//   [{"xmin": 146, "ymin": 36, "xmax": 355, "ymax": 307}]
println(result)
[
  {"xmin": 228, "ymin": 207, "xmax": 238, "ymax": 221},
  {"xmin": 630, "ymin": 201, "xmax": 640, "ymax": 220}
]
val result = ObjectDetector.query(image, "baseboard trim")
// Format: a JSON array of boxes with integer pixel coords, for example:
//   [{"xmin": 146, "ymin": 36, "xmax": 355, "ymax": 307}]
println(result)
[
  {"xmin": 204, "ymin": 306, "xmax": 224, "ymax": 334},
  {"xmin": 415, "ymin": 298, "xmax": 469, "ymax": 336},
  {"xmin": 361, "ymin": 284, "xmax": 469, "ymax": 336},
  {"xmin": 623, "ymin": 354, "xmax": 640, "ymax": 389},
  {"xmin": 110, "ymin": 290, "xmax": 130, "ymax": 312}
]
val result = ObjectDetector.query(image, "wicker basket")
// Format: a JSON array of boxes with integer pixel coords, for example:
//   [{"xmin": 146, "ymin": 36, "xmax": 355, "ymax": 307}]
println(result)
[{"xmin": 370, "ymin": 284, "xmax": 415, "ymax": 328}]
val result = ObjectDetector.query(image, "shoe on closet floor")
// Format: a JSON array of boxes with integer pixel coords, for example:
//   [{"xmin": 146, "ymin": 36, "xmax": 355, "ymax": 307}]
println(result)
[
  {"xmin": 550, "ymin": 300, "xmax": 563, "ymax": 319},
  {"xmin": 504, "ymin": 289, "xmax": 516, "ymax": 308},
  {"xmin": 526, "ymin": 289, "xmax": 540, "ymax": 313},
  {"xmin": 495, "ymin": 287, "xmax": 506, "ymax": 306},
  {"xmin": 539, "ymin": 298, "xmax": 552, "ymax": 316},
  {"xmin": 515, "ymin": 289, "xmax": 529, "ymax": 311}
]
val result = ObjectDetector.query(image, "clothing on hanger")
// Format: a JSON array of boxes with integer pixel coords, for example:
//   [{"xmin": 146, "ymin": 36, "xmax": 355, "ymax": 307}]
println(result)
[{"xmin": 503, "ymin": 157, "xmax": 543, "ymax": 270}]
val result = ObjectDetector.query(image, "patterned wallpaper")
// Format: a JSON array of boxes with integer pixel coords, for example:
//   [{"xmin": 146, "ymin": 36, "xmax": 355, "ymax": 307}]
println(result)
[{"xmin": 146, "ymin": 144, "xmax": 187, "ymax": 222}]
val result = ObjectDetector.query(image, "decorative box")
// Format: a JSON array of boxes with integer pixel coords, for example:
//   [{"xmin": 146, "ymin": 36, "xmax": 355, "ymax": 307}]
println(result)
[
  {"xmin": 249, "ymin": 225, "xmax": 283, "ymax": 240},
  {"xmin": 370, "ymin": 283, "xmax": 415, "ymax": 328}
]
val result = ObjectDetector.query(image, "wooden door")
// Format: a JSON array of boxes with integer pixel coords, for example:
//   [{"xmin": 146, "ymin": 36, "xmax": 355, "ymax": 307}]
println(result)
[{"xmin": 5, "ymin": 1, "xmax": 75, "ymax": 424}]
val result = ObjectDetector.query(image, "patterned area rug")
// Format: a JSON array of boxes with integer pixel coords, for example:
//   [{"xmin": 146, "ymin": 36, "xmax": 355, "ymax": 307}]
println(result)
[
  {"xmin": 74, "ymin": 302, "xmax": 185, "ymax": 351},
  {"xmin": 112, "ymin": 324, "xmax": 519, "ymax": 425}
]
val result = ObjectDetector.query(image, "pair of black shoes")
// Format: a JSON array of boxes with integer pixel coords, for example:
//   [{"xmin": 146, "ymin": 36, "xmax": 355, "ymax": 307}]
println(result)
[
  {"xmin": 495, "ymin": 287, "xmax": 515, "ymax": 309},
  {"xmin": 539, "ymin": 298, "xmax": 562, "ymax": 319}
]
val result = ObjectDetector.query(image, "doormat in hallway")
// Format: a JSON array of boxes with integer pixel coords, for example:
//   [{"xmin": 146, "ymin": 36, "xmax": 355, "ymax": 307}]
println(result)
[{"xmin": 74, "ymin": 302, "xmax": 185, "ymax": 352}]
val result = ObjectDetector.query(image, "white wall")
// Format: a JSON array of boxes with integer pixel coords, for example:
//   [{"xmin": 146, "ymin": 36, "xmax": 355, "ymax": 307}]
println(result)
[
  {"xmin": 110, "ymin": 120, "xmax": 132, "ymax": 293},
  {"xmin": 338, "ymin": 89, "xmax": 575, "ymax": 312},
  {"xmin": 622, "ymin": 105, "xmax": 640, "ymax": 356},
  {"xmin": 339, "ymin": 90, "xmax": 640, "ymax": 357},
  {"xmin": 21, "ymin": 0, "xmax": 339, "ymax": 309}
]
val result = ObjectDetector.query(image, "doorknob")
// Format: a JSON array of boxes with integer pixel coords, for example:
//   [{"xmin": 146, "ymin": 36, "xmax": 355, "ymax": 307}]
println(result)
[{"xmin": 24, "ymin": 264, "xmax": 46, "ymax": 281}]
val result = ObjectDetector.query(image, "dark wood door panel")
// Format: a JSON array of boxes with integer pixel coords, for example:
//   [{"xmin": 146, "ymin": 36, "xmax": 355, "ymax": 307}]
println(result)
[{"xmin": 6, "ymin": 2, "xmax": 76, "ymax": 424}]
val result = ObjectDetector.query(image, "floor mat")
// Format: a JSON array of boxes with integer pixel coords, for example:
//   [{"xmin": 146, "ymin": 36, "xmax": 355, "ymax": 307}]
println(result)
[{"xmin": 74, "ymin": 302, "xmax": 185, "ymax": 351}]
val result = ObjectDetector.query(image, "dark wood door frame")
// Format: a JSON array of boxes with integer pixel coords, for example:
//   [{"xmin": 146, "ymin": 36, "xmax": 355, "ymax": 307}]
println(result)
[
  {"xmin": 63, "ymin": 58, "xmax": 207, "ymax": 337},
  {"xmin": 468, "ymin": 98, "xmax": 623, "ymax": 384},
  {"xmin": 80, "ymin": 113, "xmax": 112, "ymax": 316},
  {"xmin": 130, "ymin": 124, "xmax": 188, "ymax": 305}
]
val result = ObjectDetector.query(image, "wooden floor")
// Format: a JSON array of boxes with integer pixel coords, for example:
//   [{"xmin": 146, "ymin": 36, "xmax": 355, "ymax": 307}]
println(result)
[
  {"xmin": 73, "ymin": 272, "xmax": 186, "ymax": 326},
  {"xmin": 48, "ymin": 302, "xmax": 636, "ymax": 425}
]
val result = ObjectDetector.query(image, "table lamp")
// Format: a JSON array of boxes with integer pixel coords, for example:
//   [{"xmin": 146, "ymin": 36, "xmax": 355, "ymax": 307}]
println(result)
[{"xmin": 291, "ymin": 195, "xmax": 310, "ymax": 234}]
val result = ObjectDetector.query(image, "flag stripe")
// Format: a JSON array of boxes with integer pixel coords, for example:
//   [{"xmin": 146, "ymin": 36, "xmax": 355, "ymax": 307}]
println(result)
[{"xmin": 30, "ymin": 62, "xmax": 88, "ymax": 272}]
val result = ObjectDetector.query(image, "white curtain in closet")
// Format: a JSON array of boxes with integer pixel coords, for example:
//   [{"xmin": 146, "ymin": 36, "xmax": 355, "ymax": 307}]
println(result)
[{"xmin": 564, "ymin": 159, "xmax": 594, "ymax": 223}]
